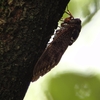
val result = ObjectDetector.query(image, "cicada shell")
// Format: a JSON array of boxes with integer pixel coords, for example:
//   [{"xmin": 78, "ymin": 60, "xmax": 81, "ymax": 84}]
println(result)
[{"xmin": 32, "ymin": 9, "xmax": 81, "ymax": 82}]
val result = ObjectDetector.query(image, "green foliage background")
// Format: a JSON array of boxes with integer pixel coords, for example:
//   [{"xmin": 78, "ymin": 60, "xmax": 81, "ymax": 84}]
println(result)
[
  {"xmin": 24, "ymin": 0, "xmax": 100, "ymax": 100},
  {"xmin": 43, "ymin": 73, "xmax": 100, "ymax": 100}
]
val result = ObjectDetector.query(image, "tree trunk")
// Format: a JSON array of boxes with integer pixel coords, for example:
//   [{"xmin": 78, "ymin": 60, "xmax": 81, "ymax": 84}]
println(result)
[{"xmin": 0, "ymin": 0, "xmax": 70, "ymax": 100}]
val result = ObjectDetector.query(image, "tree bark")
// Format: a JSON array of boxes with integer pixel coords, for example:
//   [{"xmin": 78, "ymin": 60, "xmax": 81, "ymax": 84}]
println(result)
[{"xmin": 0, "ymin": 0, "xmax": 70, "ymax": 100}]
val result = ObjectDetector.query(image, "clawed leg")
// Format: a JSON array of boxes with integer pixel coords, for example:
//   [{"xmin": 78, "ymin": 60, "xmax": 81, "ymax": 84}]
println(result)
[{"xmin": 65, "ymin": 6, "xmax": 74, "ymax": 19}]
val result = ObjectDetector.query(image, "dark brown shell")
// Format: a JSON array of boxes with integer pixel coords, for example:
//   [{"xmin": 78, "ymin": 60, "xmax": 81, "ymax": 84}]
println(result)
[{"xmin": 32, "ymin": 16, "xmax": 81, "ymax": 82}]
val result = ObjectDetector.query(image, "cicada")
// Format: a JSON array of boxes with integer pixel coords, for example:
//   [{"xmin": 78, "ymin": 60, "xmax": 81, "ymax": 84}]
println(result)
[{"xmin": 32, "ymin": 9, "xmax": 81, "ymax": 82}]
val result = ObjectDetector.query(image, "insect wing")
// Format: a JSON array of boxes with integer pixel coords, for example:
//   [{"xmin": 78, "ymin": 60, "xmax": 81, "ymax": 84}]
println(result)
[{"xmin": 32, "ymin": 22, "xmax": 81, "ymax": 82}]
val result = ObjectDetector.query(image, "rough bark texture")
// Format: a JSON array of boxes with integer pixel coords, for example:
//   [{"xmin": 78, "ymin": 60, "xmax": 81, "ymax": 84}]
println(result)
[{"xmin": 0, "ymin": 0, "xmax": 70, "ymax": 100}]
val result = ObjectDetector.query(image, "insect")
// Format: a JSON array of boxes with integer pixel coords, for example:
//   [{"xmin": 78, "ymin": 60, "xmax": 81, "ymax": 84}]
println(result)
[{"xmin": 32, "ymin": 9, "xmax": 81, "ymax": 82}]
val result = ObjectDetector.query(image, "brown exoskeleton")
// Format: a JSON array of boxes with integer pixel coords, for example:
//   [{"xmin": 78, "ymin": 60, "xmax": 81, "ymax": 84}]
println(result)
[{"xmin": 32, "ymin": 8, "xmax": 81, "ymax": 82}]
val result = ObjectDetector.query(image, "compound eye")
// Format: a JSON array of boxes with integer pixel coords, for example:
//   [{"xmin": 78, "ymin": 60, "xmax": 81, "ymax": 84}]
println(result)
[
  {"xmin": 64, "ymin": 17, "xmax": 71, "ymax": 23},
  {"xmin": 64, "ymin": 16, "xmax": 74, "ymax": 23}
]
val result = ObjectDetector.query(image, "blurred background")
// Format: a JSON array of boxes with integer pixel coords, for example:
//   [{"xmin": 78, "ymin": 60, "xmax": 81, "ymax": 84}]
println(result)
[{"xmin": 24, "ymin": 0, "xmax": 100, "ymax": 100}]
